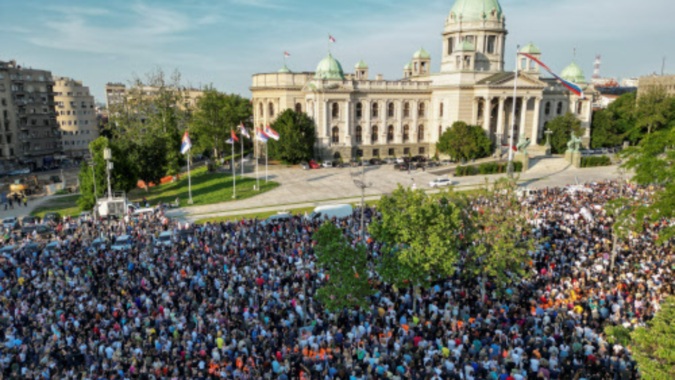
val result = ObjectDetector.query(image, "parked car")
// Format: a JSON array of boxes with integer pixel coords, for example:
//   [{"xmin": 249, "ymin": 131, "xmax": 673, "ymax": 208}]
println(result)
[
  {"xmin": 21, "ymin": 224, "xmax": 54, "ymax": 239},
  {"xmin": 91, "ymin": 237, "xmax": 109, "ymax": 252},
  {"xmin": 155, "ymin": 231, "xmax": 174, "ymax": 248},
  {"xmin": 394, "ymin": 163, "xmax": 409, "ymax": 171},
  {"xmin": 369, "ymin": 158, "xmax": 382, "ymax": 165},
  {"xmin": 19, "ymin": 242, "xmax": 44, "ymax": 255},
  {"xmin": 306, "ymin": 204, "xmax": 353, "ymax": 221},
  {"xmin": 43, "ymin": 212, "xmax": 62, "ymax": 224},
  {"xmin": 427, "ymin": 161, "xmax": 440, "ymax": 168},
  {"xmin": 21, "ymin": 215, "xmax": 39, "ymax": 225},
  {"xmin": 332, "ymin": 161, "xmax": 345, "ymax": 168},
  {"xmin": 309, "ymin": 160, "xmax": 321, "ymax": 169},
  {"xmin": 429, "ymin": 177, "xmax": 452, "ymax": 188},
  {"xmin": 266, "ymin": 212, "xmax": 293, "ymax": 224},
  {"xmin": 111, "ymin": 234, "xmax": 132, "ymax": 251},
  {"xmin": 440, "ymin": 159, "xmax": 453, "ymax": 166},
  {"xmin": 385, "ymin": 158, "xmax": 396, "ymax": 164},
  {"xmin": 322, "ymin": 161, "xmax": 333, "ymax": 168},
  {"xmin": 0, "ymin": 245, "xmax": 16, "ymax": 255},
  {"xmin": 300, "ymin": 162, "xmax": 310, "ymax": 170},
  {"xmin": 2, "ymin": 217, "xmax": 20, "ymax": 231},
  {"xmin": 79, "ymin": 212, "xmax": 92, "ymax": 223},
  {"xmin": 362, "ymin": 160, "xmax": 372, "ymax": 167},
  {"xmin": 395, "ymin": 157, "xmax": 405, "ymax": 164}
]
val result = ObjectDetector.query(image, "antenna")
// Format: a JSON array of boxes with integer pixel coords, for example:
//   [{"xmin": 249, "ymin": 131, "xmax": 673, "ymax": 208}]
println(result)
[
  {"xmin": 662, "ymin": 56, "xmax": 666, "ymax": 76},
  {"xmin": 593, "ymin": 55, "xmax": 601, "ymax": 79}
]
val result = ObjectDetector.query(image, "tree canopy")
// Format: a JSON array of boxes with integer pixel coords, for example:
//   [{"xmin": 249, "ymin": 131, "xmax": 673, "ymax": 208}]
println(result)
[
  {"xmin": 546, "ymin": 112, "xmax": 583, "ymax": 154},
  {"xmin": 436, "ymin": 121, "xmax": 492, "ymax": 160},
  {"xmin": 267, "ymin": 109, "xmax": 317, "ymax": 164}
]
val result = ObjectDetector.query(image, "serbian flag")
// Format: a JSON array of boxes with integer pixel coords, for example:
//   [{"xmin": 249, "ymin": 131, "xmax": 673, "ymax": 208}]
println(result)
[
  {"xmin": 265, "ymin": 125, "xmax": 280, "ymax": 141},
  {"xmin": 284, "ymin": 52, "xmax": 291, "ymax": 57},
  {"xmin": 329, "ymin": 35, "xmax": 336, "ymax": 43},
  {"xmin": 256, "ymin": 128, "xmax": 270, "ymax": 143},
  {"xmin": 180, "ymin": 132, "xmax": 192, "ymax": 154},
  {"xmin": 226, "ymin": 129, "xmax": 239, "ymax": 144},
  {"xmin": 240, "ymin": 123, "xmax": 250, "ymax": 139},
  {"xmin": 519, "ymin": 52, "xmax": 585, "ymax": 99}
]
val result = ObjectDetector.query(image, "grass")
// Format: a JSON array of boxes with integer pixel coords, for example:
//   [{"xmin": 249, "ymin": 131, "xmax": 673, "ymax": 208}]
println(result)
[
  {"xmin": 127, "ymin": 166, "xmax": 279, "ymax": 207},
  {"xmin": 195, "ymin": 206, "xmax": 317, "ymax": 224},
  {"xmin": 31, "ymin": 195, "xmax": 81, "ymax": 219}
]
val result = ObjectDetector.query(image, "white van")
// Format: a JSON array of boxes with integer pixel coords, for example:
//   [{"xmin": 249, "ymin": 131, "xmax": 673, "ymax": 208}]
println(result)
[
  {"xmin": 132, "ymin": 208, "xmax": 155, "ymax": 219},
  {"xmin": 306, "ymin": 204, "xmax": 353, "ymax": 221}
]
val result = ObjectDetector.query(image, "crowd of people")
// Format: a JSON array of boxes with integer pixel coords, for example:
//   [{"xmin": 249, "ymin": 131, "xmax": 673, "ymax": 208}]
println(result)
[{"xmin": 0, "ymin": 180, "xmax": 672, "ymax": 380}]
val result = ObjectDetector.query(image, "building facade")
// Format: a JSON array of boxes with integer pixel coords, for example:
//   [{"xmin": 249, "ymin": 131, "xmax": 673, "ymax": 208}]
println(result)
[
  {"xmin": 0, "ymin": 60, "xmax": 61, "ymax": 170},
  {"xmin": 104, "ymin": 83, "xmax": 204, "ymax": 111},
  {"xmin": 251, "ymin": 0, "xmax": 598, "ymax": 161},
  {"xmin": 53, "ymin": 77, "xmax": 99, "ymax": 158},
  {"xmin": 638, "ymin": 75, "xmax": 675, "ymax": 97}
]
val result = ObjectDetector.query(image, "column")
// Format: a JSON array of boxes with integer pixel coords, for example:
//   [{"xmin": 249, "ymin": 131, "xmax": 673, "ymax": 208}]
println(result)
[
  {"xmin": 472, "ymin": 98, "xmax": 479, "ymax": 125},
  {"xmin": 364, "ymin": 100, "xmax": 371, "ymax": 145},
  {"xmin": 412, "ymin": 100, "xmax": 419, "ymax": 144},
  {"xmin": 532, "ymin": 97, "xmax": 542, "ymax": 145},
  {"xmin": 519, "ymin": 97, "xmax": 529, "ymax": 140},
  {"xmin": 324, "ymin": 100, "xmax": 330, "ymax": 142},
  {"xmin": 482, "ymin": 97, "xmax": 492, "ymax": 134},
  {"xmin": 497, "ymin": 97, "xmax": 505, "ymax": 143},
  {"xmin": 345, "ymin": 99, "xmax": 352, "ymax": 146},
  {"xmin": 396, "ymin": 100, "xmax": 403, "ymax": 144},
  {"xmin": 380, "ymin": 100, "xmax": 387, "ymax": 145}
]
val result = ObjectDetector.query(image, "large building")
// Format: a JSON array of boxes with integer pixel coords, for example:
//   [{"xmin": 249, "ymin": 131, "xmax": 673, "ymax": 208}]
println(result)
[
  {"xmin": 251, "ymin": 0, "xmax": 598, "ymax": 161},
  {"xmin": 0, "ymin": 60, "xmax": 61, "ymax": 170},
  {"xmin": 104, "ymin": 83, "xmax": 204, "ymax": 111},
  {"xmin": 638, "ymin": 75, "xmax": 675, "ymax": 97},
  {"xmin": 53, "ymin": 77, "xmax": 99, "ymax": 158}
]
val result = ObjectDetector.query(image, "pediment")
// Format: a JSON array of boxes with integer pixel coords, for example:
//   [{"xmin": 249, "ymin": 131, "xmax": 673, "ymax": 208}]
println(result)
[{"xmin": 477, "ymin": 72, "xmax": 547, "ymax": 88}]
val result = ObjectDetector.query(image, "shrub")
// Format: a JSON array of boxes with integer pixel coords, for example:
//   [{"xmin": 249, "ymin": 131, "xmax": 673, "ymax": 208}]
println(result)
[
  {"xmin": 454, "ymin": 161, "xmax": 522, "ymax": 177},
  {"xmin": 581, "ymin": 155, "xmax": 612, "ymax": 168}
]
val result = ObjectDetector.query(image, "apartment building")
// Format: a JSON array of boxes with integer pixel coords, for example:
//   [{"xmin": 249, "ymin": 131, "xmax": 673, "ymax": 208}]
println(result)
[
  {"xmin": 638, "ymin": 75, "xmax": 675, "ymax": 97},
  {"xmin": 0, "ymin": 60, "xmax": 61, "ymax": 170},
  {"xmin": 104, "ymin": 82, "xmax": 203, "ymax": 111},
  {"xmin": 53, "ymin": 77, "xmax": 99, "ymax": 158}
]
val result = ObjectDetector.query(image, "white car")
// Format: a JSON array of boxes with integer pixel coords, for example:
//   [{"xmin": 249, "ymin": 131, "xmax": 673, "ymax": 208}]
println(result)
[
  {"xmin": 322, "ymin": 161, "xmax": 333, "ymax": 168},
  {"xmin": 155, "ymin": 231, "xmax": 173, "ymax": 247},
  {"xmin": 395, "ymin": 157, "xmax": 405, "ymax": 164},
  {"xmin": 111, "ymin": 234, "xmax": 132, "ymax": 251},
  {"xmin": 429, "ymin": 177, "xmax": 452, "ymax": 188},
  {"xmin": 79, "ymin": 211, "xmax": 92, "ymax": 223}
]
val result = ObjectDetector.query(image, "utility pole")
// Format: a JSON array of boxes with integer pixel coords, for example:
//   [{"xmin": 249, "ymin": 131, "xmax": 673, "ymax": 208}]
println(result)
[
  {"xmin": 351, "ymin": 157, "xmax": 372, "ymax": 243},
  {"xmin": 103, "ymin": 147, "xmax": 113, "ymax": 199}
]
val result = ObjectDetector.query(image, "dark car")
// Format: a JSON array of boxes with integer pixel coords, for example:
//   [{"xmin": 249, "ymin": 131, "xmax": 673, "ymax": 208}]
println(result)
[
  {"xmin": 427, "ymin": 161, "xmax": 440, "ymax": 168},
  {"xmin": 43, "ymin": 212, "xmax": 62, "ymax": 224},
  {"xmin": 21, "ymin": 215, "xmax": 39, "ymax": 226},
  {"xmin": 21, "ymin": 224, "xmax": 54, "ymax": 239},
  {"xmin": 394, "ymin": 163, "xmax": 409, "ymax": 171},
  {"xmin": 369, "ymin": 158, "xmax": 382, "ymax": 165},
  {"xmin": 20, "ymin": 242, "xmax": 45, "ymax": 255},
  {"xmin": 332, "ymin": 161, "xmax": 345, "ymax": 168},
  {"xmin": 59, "ymin": 227, "xmax": 78, "ymax": 239}
]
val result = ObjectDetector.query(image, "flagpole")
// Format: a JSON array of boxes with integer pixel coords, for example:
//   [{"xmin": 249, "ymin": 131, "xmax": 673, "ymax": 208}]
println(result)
[
  {"xmin": 265, "ymin": 143, "xmax": 268, "ymax": 183},
  {"xmin": 232, "ymin": 128, "xmax": 236, "ymax": 199},
  {"xmin": 507, "ymin": 44, "xmax": 520, "ymax": 178},
  {"xmin": 187, "ymin": 147, "xmax": 193, "ymax": 204},
  {"xmin": 240, "ymin": 124, "xmax": 244, "ymax": 178},
  {"xmin": 255, "ymin": 129, "xmax": 260, "ymax": 191}
]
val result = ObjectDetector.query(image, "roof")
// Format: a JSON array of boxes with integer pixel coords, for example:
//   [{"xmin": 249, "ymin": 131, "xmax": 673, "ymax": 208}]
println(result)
[
  {"xmin": 355, "ymin": 60, "xmax": 368, "ymax": 69},
  {"xmin": 456, "ymin": 40, "xmax": 475, "ymax": 51},
  {"xmin": 278, "ymin": 64, "xmax": 291, "ymax": 73},
  {"xmin": 475, "ymin": 71, "xmax": 512, "ymax": 85},
  {"xmin": 413, "ymin": 48, "xmax": 430, "ymax": 59},
  {"xmin": 520, "ymin": 42, "xmax": 540, "ymax": 54},
  {"xmin": 560, "ymin": 62, "xmax": 586, "ymax": 84},
  {"xmin": 314, "ymin": 53, "xmax": 345, "ymax": 80},
  {"xmin": 450, "ymin": 0, "xmax": 503, "ymax": 22},
  {"xmin": 404, "ymin": 63, "xmax": 413, "ymax": 70}
]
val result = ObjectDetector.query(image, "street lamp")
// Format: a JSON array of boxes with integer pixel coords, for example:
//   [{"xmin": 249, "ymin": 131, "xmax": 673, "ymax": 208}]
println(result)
[
  {"xmin": 351, "ymin": 156, "xmax": 372, "ymax": 243},
  {"xmin": 103, "ymin": 147, "xmax": 113, "ymax": 200}
]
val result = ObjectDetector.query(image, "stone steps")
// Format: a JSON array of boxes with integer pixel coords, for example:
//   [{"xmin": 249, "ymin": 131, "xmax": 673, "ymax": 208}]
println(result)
[{"xmin": 526, "ymin": 157, "xmax": 571, "ymax": 173}]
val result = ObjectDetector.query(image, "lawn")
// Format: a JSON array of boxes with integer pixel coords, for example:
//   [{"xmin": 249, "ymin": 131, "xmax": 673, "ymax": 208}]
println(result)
[
  {"xmin": 128, "ymin": 166, "xmax": 279, "ymax": 207},
  {"xmin": 195, "ymin": 206, "xmax": 317, "ymax": 224},
  {"xmin": 31, "ymin": 195, "xmax": 81, "ymax": 219}
]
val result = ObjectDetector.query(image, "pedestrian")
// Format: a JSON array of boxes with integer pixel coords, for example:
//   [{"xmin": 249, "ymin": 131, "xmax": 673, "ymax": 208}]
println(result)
[
  {"xmin": 23, "ymin": 196, "xmax": 27, "ymax": 207},
  {"xmin": 8, "ymin": 198, "xmax": 13, "ymax": 209}
]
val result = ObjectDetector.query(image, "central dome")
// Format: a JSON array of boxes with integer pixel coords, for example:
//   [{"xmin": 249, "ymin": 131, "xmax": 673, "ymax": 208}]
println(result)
[
  {"xmin": 450, "ymin": 0, "xmax": 503, "ymax": 22},
  {"xmin": 314, "ymin": 53, "xmax": 345, "ymax": 80},
  {"xmin": 560, "ymin": 62, "xmax": 586, "ymax": 84}
]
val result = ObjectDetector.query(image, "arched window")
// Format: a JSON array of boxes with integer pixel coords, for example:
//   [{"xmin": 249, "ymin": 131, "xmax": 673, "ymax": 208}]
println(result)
[
  {"xmin": 418, "ymin": 102, "xmax": 425, "ymax": 117},
  {"xmin": 372, "ymin": 103, "xmax": 379, "ymax": 118},
  {"xmin": 333, "ymin": 152, "xmax": 341, "ymax": 160},
  {"xmin": 332, "ymin": 103, "xmax": 340, "ymax": 119},
  {"xmin": 576, "ymin": 101, "xmax": 583, "ymax": 114},
  {"xmin": 259, "ymin": 103, "xmax": 264, "ymax": 117},
  {"xmin": 372, "ymin": 126, "xmax": 379, "ymax": 143},
  {"xmin": 331, "ymin": 126, "xmax": 339, "ymax": 143},
  {"xmin": 356, "ymin": 102, "xmax": 363, "ymax": 119},
  {"xmin": 403, "ymin": 125, "xmax": 410, "ymax": 142},
  {"xmin": 295, "ymin": 103, "xmax": 302, "ymax": 113},
  {"xmin": 544, "ymin": 101, "xmax": 551, "ymax": 116},
  {"xmin": 388, "ymin": 103, "xmax": 395, "ymax": 118},
  {"xmin": 556, "ymin": 102, "xmax": 563, "ymax": 115},
  {"xmin": 356, "ymin": 126, "xmax": 362, "ymax": 143},
  {"xmin": 268, "ymin": 102, "xmax": 275, "ymax": 117},
  {"xmin": 404, "ymin": 102, "xmax": 410, "ymax": 118},
  {"xmin": 418, "ymin": 125, "xmax": 425, "ymax": 142},
  {"xmin": 387, "ymin": 125, "xmax": 394, "ymax": 143},
  {"xmin": 439, "ymin": 102, "xmax": 444, "ymax": 117}
]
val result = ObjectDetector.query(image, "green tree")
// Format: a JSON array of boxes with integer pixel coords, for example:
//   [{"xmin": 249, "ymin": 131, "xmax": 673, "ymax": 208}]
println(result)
[
  {"xmin": 132, "ymin": 133, "xmax": 169, "ymax": 191},
  {"xmin": 436, "ymin": 121, "xmax": 492, "ymax": 160},
  {"xmin": 78, "ymin": 137, "xmax": 138, "ymax": 210},
  {"xmin": 369, "ymin": 186, "xmax": 471, "ymax": 305},
  {"xmin": 267, "ymin": 109, "xmax": 317, "ymax": 164},
  {"xmin": 591, "ymin": 109, "xmax": 623, "ymax": 148},
  {"xmin": 547, "ymin": 112, "xmax": 583, "ymax": 154},
  {"xmin": 591, "ymin": 92, "xmax": 640, "ymax": 148},
  {"xmin": 313, "ymin": 222, "xmax": 375, "ymax": 312}
]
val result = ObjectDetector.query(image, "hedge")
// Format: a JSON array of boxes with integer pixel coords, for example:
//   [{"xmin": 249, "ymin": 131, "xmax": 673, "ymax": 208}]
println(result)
[
  {"xmin": 455, "ymin": 162, "xmax": 523, "ymax": 177},
  {"xmin": 580, "ymin": 155, "xmax": 612, "ymax": 168}
]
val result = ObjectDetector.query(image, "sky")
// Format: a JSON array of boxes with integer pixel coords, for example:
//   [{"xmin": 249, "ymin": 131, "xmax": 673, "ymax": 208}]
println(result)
[{"xmin": 1, "ymin": 0, "xmax": 672, "ymax": 103}]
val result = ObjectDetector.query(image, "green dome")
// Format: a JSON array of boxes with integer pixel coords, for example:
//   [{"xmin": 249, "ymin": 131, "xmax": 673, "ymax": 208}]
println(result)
[
  {"xmin": 278, "ymin": 64, "xmax": 291, "ymax": 73},
  {"xmin": 355, "ymin": 60, "xmax": 368, "ymax": 69},
  {"xmin": 560, "ymin": 62, "xmax": 586, "ymax": 83},
  {"xmin": 450, "ymin": 0, "xmax": 503, "ymax": 22},
  {"xmin": 413, "ymin": 48, "xmax": 430, "ymax": 59},
  {"xmin": 404, "ymin": 62, "xmax": 413, "ymax": 70},
  {"xmin": 314, "ymin": 53, "xmax": 345, "ymax": 80},
  {"xmin": 456, "ymin": 40, "xmax": 475, "ymax": 51},
  {"xmin": 520, "ymin": 42, "xmax": 540, "ymax": 54}
]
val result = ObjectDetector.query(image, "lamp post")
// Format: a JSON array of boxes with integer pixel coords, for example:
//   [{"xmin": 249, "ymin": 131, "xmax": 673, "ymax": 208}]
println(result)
[
  {"xmin": 351, "ymin": 157, "xmax": 372, "ymax": 243},
  {"xmin": 89, "ymin": 162, "xmax": 98, "ymax": 199},
  {"xmin": 103, "ymin": 147, "xmax": 113, "ymax": 200}
]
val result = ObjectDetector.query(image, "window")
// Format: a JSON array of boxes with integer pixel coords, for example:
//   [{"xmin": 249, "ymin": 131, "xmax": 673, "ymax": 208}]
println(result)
[
  {"xmin": 486, "ymin": 36, "xmax": 496, "ymax": 54},
  {"xmin": 545, "ymin": 102, "xmax": 551, "ymax": 116},
  {"xmin": 372, "ymin": 149, "xmax": 379, "ymax": 157},
  {"xmin": 372, "ymin": 126, "xmax": 378, "ymax": 143},
  {"xmin": 404, "ymin": 102, "xmax": 410, "ymax": 118},
  {"xmin": 67, "ymin": 110, "xmax": 70, "ymax": 115},
  {"xmin": 439, "ymin": 102, "xmax": 444, "ymax": 117},
  {"xmin": 295, "ymin": 103, "xmax": 302, "ymax": 113},
  {"xmin": 419, "ymin": 147, "xmax": 425, "ymax": 155},
  {"xmin": 403, "ymin": 125, "xmax": 410, "ymax": 142},
  {"xmin": 404, "ymin": 147, "xmax": 410, "ymax": 155},
  {"xmin": 388, "ymin": 103, "xmax": 395, "ymax": 118},
  {"xmin": 388, "ymin": 148, "xmax": 395, "ymax": 156},
  {"xmin": 576, "ymin": 101, "xmax": 583, "ymax": 114},
  {"xmin": 557, "ymin": 102, "xmax": 563, "ymax": 115},
  {"xmin": 448, "ymin": 38, "xmax": 454, "ymax": 54},
  {"xmin": 465, "ymin": 35, "xmax": 475, "ymax": 46},
  {"xmin": 418, "ymin": 103, "xmax": 425, "ymax": 117},
  {"xmin": 332, "ymin": 103, "xmax": 339, "ymax": 119},
  {"xmin": 372, "ymin": 103, "xmax": 379, "ymax": 118},
  {"xmin": 268, "ymin": 102, "xmax": 275, "ymax": 117},
  {"xmin": 387, "ymin": 125, "xmax": 394, "ymax": 143},
  {"xmin": 417, "ymin": 125, "xmax": 425, "ymax": 142},
  {"xmin": 356, "ymin": 126, "xmax": 362, "ymax": 143},
  {"xmin": 356, "ymin": 102, "xmax": 363, "ymax": 119},
  {"xmin": 259, "ymin": 103, "xmax": 263, "ymax": 117},
  {"xmin": 331, "ymin": 127, "xmax": 339, "ymax": 143},
  {"xmin": 439, "ymin": 125, "xmax": 442, "ymax": 138}
]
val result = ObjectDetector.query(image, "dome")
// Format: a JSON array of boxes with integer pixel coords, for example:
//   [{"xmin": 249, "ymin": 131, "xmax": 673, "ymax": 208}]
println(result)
[
  {"xmin": 520, "ymin": 42, "xmax": 540, "ymax": 55},
  {"xmin": 314, "ymin": 53, "xmax": 345, "ymax": 80},
  {"xmin": 413, "ymin": 48, "xmax": 430, "ymax": 59},
  {"xmin": 404, "ymin": 62, "xmax": 413, "ymax": 70},
  {"xmin": 278, "ymin": 64, "xmax": 291, "ymax": 73},
  {"xmin": 560, "ymin": 62, "xmax": 586, "ymax": 83},
  {"xmin": 450, "ymin": 0, "xmax": 503, "ymax": 22},
  {"xmin": 355, "ymin": 60, "xmax": 368, "ymax": 69}
]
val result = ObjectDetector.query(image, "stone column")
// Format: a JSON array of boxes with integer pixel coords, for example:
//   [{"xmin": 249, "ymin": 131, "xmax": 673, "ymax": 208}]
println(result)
[
  {"xmin": 396, "ymin": 100, "xmax": 404, "ymax": 144},
  {"xmin": 472, "ymin": 98, "xmax": 479, "ymax": 125},
  {"xmin": 324, "ymin": 100, "xmax": 330, "ymax": 140},
  {"xmin": 497, "ymin": 97, "xmax": 505, "ymax": 143},
  {"xmin": 412, "ymin": 100, "xmax": 419, "ymax": 144},
  {"xmin": 364, "ymin": 101, "xmax": 371, "ymax": 146},
  {"xmin": 519, "ymin": 97, "xmax": 529, "ymax": 140},
  {"xmin": 532, "ymin": 97, "xmax": 542, "ymax": 145},
  {"xmin": 482, "ymin": 96, "xmax": 492, "ymax": 134},
  {"xmin": 381, "ymin": 100, "xmax": 387, "ymax": 144},
  {"xmin": 345, "ymin": 99, "xmax": 352, "ymax": 146}
]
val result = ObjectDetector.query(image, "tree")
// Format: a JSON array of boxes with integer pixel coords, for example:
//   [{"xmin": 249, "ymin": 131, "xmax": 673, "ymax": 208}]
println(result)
[
  {"xmin": 267, "ymin": 109, "xmax": 317, "ymax": 164},
  {"xmin": 313, "ymin": 222, "xmax": 375, "ymax": 312},
  {"xmin": 591, "ymin": 109, "xmax": 624, "ymax": 148},
  {"xmin": 591, "ymin": 92, "xmax": 639, "ymax": 148},
  {"xmin": 132, "ymin": 133, "xmax": 169, "ymax": 191},
  {"xmin": 78, "ymin": 137, "xmax": 138, "ymax": 210},
  {"xmin": 369, "ymin": 186, "xmax": 471, "ymax": 306},
  {"xmin": 547, "ymin": 112, "xmax": 583, "ymax": 154},
  {"xmin": 436, "ymin": 121, "xmax": 492, "ymax": 160}
]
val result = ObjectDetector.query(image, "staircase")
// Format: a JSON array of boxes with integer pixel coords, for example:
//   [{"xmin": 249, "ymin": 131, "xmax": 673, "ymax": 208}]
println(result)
[{"xmin": 527, "ymin": 157, "xmax": 571, "ymax": 174}]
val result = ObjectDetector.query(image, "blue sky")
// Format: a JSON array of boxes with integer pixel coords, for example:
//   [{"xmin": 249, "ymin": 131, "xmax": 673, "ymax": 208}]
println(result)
[{"xmin": 1, "ymin": 0, "xmax": 671, "ymax": 102}]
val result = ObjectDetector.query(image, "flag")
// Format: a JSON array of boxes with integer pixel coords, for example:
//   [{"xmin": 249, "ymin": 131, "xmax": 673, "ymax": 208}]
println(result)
[
  {"xmin": 256, "ymin": 128, "xmax": 270, "ymax": 143},
  {"xmin": 329, "ymin": 35, "xmax": 336, "ymax": 43},
  {"xmin": 226, "ymin": 129, "xmax": 239, "ymax": 144},
  {"xmin": 181, "ymin": 132, "xmax": 192, "ymax": 155},
  {"xmin": 240, "ymin": 123, "xmax": 250, "ymax": 139},
  {"xmin": 519, "ymin": 52, "xmax": 585, "ymax": 99},
  {"xmin": 265, "ymin": 125, "xmax": 280, "ymax": 141},
  {"xmin": 284, "ymin": 52, "xmax": 291, "ymax": 57}
]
